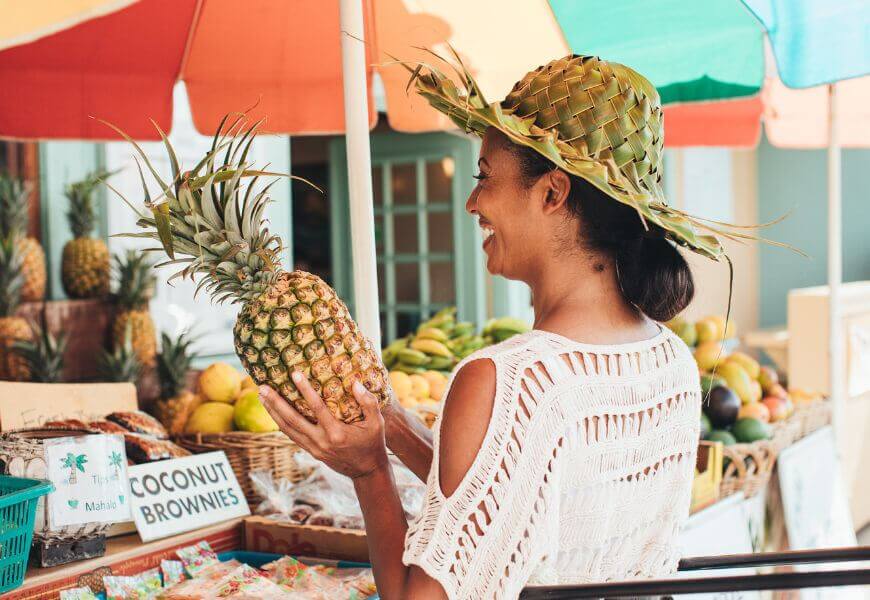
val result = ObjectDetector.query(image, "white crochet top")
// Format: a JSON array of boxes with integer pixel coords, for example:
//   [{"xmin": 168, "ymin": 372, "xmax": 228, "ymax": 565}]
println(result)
[{"xmin": 403, "ymin": 327, "xmax": 701, "ymax": 599}]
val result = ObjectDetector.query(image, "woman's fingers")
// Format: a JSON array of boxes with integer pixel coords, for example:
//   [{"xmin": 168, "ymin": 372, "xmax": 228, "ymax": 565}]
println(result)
[
  {"xmin": 291, "ymin": 372, "xmax": 339, "ymax": 429},
  {"xmin": 352, "ymin": 381, "xmax": 383, "ymax": 424},
  {"xmin": 258, "ymin": 385, "xmax": 322, "ymax": 445}
]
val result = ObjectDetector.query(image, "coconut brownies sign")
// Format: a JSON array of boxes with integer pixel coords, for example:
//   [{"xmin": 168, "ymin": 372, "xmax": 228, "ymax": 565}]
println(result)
[
  {"xmin": 44, "ymin": 434, "xmax": 132, "ymax": 527},
  {"xmin": 128, "ymin": 451, "xmax": 250, "ymax": 541}
]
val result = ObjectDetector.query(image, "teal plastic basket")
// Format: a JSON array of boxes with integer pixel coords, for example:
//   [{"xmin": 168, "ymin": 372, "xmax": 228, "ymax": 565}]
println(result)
[{"xmin": 0, "ymin": 476, "xmax": 54, "ymax": 593}]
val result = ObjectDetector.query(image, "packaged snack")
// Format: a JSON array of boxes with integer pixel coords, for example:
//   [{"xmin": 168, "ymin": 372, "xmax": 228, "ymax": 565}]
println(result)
[
  {"xmin": 161, "ymin": 559, "xmax": 186, "ymax": 587},
  {"xmin": 60, "ymin": 587, "xmax": 98, "ymax": 600},
  {"xmin": 307, "ymin": 511, "xmax": 334, "ymax": 527},
  {"xmin": 124, "ymin": 433, "xmax": 190, "ymax": 463},
  {"xmin": 213, "ymin": 563, "xmax": 298, "ymax": 598},
  {"xmin": 107, "ymin": 411, "xmax": 170, "ymax": 438},
  {"xmin": 103, "ymin": 567, "xmax": 162, "ymax": 599},
  {"xmin": 88, "ymin": 420, "xmax": 129, "ymax": 434},
  {"xmin": 334, "ymin": 514, "xmax": 364, "ymax": 530},
  {"xmin": 289, "ymin": 504, "xmax": 313, "ymax": 523},
  {"xmin": 177, "ymin": 541, "xmax": 220, "ymax": 577}
]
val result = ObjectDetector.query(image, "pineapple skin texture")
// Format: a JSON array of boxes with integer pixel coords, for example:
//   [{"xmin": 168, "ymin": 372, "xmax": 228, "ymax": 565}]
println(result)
[
  {"xmin": 233, "ymin": 271, "xmax": 389, "ymax": 424},
  {"xmin": 18, "ymin": 237, "xmax": 45, "ymax": 302},
  {"xmin": 113, "ymin": 309, "xmax": 157, "ymax": 367},
  {"xmin": 62, "ymin": 238, "xmax": 110, "ymax": 298},
  {"xmin": 154, "ymin": 391, "xmax": 202, "ymax": 436},
  {"xmin": 0, "ymin": 316, "xmax": 32, "ymax": 380}
]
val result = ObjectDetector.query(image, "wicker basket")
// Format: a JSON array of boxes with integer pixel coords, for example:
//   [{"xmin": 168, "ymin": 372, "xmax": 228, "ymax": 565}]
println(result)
[
  {"xmin": 175, "ymin": 432, "xmax": 308, "ymax": 505},
  {"xmin": 770, "ymin": 413, "xmax": 803, "ymax": 451},
  {"xmin": 720, "ymin": 439, "xmax": 778, "ymax": 499},
  {"xmin": 795, "ymin": 399, "xmax": 831, "ymax": 438}
]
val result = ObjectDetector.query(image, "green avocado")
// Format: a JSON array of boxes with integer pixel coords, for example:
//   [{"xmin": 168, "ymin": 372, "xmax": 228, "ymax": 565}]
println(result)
[
  {"xmin": 731, "ymin": 418, "xmax": 772, "ymax": 443},
  {"xmin": 700, "ymin": 413, "xmax": 712, "ymax": 440},
  {"xmin": 705, "ymin": 429, "xmax": 737, "ymax": 446}
]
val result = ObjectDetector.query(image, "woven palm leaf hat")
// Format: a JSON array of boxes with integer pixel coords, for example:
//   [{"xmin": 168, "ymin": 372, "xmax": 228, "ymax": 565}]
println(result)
[{"xmin": 402, "ymin": 50, "xmax": 778, "ymax": 261}]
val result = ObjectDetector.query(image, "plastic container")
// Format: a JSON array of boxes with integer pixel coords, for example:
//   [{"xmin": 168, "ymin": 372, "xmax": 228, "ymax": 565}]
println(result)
[{"xmin": 0, "ymin": 475, "xmax": 54, "ymax": 593}]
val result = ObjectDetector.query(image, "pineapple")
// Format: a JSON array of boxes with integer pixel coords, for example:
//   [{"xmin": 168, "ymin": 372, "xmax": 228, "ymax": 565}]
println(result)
[
  {"xmin": 106, "ymin": 115, "xmax": 388, "ymax": 423},
  {"xmin": 112, "ymin": 250, "xmax": 157, "ymax": 367},
  {"xmin": 62, "ymin": 171, "xmax": 112, "ymax": 298},
  {"xmin": 0, "ymin": 236, "xmax": 32, "ymax": 380},
  {"xmin": 154, "ymin": 331, "xmax": 202, "ymax": 435},
  {"xmin": 12, "ymin": 317, "xmax": 67, "ymax": 382},
  {"xmin": 0, "ymin": 175, "xmax": 46, "ymax": 302},
  {"xmin": 99, "ymin": 322, "xmax": 142, "ymax": 383}
]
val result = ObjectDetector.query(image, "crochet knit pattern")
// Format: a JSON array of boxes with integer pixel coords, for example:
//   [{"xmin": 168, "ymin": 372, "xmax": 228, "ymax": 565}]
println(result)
[{"xmin": 403, "ymin": 327, "xmax": 701, "ymax": 599}]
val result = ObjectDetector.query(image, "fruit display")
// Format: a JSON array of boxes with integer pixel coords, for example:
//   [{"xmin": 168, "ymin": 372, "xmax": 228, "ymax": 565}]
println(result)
[
  {"xmin": 176, "ymin": 361, "xmax": 279, "ymax": 434},
  {"xmin": 153, "ymin": 331, "xmax": 202, "ymax": 435},
  {"xmin": 107, "ymin": 117, "xmax": 388, "ymax": 425},
  {"xmin": 61, "ymin": 170, "xmax": 112, "ymax": 298},
  {"xmin": 111, "ymin": 250, "xmax": 158, "ymax": 368},
  {"xmin": 382, "ymin": 307, "xmax": 530, "ymax": 427},
  {"xmin": 0, "ymin": 174, "xmax": 45, "ymax": 302},
  {"xmin": 666, "ymin": 313, "xmax": 735, "ymax": 349},
  {"xmin": 11, "ymin": 317, "xmax": 67, "ymax": 383},
  {"xmin": 0, "ymin": 236, "xmax": 32, "ymax": 381}
]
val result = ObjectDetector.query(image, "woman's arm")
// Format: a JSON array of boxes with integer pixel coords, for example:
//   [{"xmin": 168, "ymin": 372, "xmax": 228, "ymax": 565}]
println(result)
[{"xmin": 382, "ymin": 402, "xmax": 434, "ymax": 482}]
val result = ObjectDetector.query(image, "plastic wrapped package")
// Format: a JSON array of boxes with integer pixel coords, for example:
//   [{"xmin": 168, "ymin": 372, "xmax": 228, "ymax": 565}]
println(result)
[
  {"xmin": 261, "ymin": 557, "xmax": 376, "ymax": 599},
  {"xmin": 177, "ymin": 541, "xmax": 221, "ymax": 577},
  {"xmin": 162, "ymin": 563, "xmax": 304, "ymax": 600},
  {"xmin": 103, "ymin": 568, "xmax": 162, "ymax": 599},
  {"xmin": 161, "ymin": 560, "xmax": 186, "ymax": 588},
  {"xmin": 60, "ymin": 587, "xmax": 98, "ymax": 600},
  {"xmin": 250, "ymin": 453, "xmax": 424, "ymax": 528}
]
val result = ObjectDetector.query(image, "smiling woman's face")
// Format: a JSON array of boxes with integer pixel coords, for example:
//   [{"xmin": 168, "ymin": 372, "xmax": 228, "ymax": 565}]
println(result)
[{"xmin": 466, "ymin": 129, "xmax": 550, "ymax": 281}]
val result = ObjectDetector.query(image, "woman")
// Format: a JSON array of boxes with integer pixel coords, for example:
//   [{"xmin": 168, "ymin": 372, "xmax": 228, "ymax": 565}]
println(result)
[{"xmin": 261, "ymin": 55, "xmax": 724, "ymax": 599}]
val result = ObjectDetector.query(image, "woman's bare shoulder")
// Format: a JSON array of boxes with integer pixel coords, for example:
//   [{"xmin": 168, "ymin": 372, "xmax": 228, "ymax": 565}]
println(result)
[{"xmin": 438, "ymin": 358, "xmax": 497, "ymax": 497}]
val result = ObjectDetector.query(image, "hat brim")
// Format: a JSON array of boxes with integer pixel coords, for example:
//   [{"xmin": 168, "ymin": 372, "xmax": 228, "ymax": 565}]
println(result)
[{"xmin": 404, "ymin": 54, "xmax": 727, "ymax": 261}]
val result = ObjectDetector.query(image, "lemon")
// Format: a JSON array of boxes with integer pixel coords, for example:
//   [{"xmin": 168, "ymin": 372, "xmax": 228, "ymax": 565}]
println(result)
[{"xmin": 233, "ymin": 388, "xmax": 279, "ymax": 433}]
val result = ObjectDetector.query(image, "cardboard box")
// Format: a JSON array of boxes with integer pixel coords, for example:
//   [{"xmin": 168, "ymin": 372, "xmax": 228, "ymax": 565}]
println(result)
[
  {"xmin": 244, "ymin": 516, "xmax": 369, "ymax": 563},
  {"xmin": 9, "ymin": 520, "xmax": 244, "ymax": 600}
]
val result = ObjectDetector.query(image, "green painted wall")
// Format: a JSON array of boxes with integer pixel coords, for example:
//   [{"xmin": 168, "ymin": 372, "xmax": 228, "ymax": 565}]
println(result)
[
  {"xmin": 38, "ymin": 142, "xmax": 106, "ymax": 300},
  {"xmin": 758, "ymin": 135, "xmax": 870, "ymax": 326}
]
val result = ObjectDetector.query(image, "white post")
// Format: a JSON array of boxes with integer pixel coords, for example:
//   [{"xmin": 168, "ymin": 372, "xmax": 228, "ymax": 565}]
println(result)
[
  {"xmin": 339, "ymin": 0, "xmax": 381, "ymax": 350},
  {"xmin": 827, "ymin": 83, "xmax": 843, "ymax": 448}
]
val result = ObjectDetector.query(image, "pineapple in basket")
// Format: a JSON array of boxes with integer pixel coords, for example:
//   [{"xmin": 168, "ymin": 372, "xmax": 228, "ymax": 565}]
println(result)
[
  {"xmin": 0, "ymin": 236, "xmax": 32, "ymax": 380},
  {"xmin": 153, "ymin": 331, "xmax": 202, "ymax": 435},
  {"xmin": 62, "ymin": 170, "xmax": 113, "ymax": 298},
  {"xmin": 12, "ymin": 317, "xmax": 67, "ymax": 383},
  {"xmin": 104, "ymin": 115, "xmax": 389, "ymax": 423},
  {"xmin": 112, "ymin": 250, "xmax": 157, "ymax": 367},
  {"xmin": 0, "ymin": 174, "xmax": 45, "ymax": 302}
]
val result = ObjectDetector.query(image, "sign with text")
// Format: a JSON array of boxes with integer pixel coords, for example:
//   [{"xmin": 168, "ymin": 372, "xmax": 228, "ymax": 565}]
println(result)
[
  {"xmin": 778, "ymin": 427, "xmax": 866, "ymax": 600},
  {"xmin": 129, "ymin": 451, "xmax": 250, "ymax": 542},
  {"xmin": 44, "ymin": 434, "xmax": 132, "ymax": 528},
  {"xmin": 0, "ymin": 382, "xmax": 136, "ymax": 431}
]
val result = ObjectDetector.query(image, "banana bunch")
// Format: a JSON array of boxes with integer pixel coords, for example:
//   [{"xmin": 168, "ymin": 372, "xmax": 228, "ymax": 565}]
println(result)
[
  {"xmin": 482, "ymin": 317, "xmax": 531, "ymax": 344},
  {"xmin": 382, "ymin": 308, "xmax": 531, "ymax": 375}
]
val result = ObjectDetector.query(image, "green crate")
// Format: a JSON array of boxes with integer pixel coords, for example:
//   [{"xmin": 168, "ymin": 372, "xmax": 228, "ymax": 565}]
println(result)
[{"xmin": 0, "ymin": 476, "xmax": 54, "ymax": 593}]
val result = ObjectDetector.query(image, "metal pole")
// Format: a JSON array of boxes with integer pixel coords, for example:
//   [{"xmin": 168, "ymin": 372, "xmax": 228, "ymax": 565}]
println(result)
[
  {"xmin": 338, "ymin": 0, "xmax": 381, "ymax": 350},
  {"xmin": 827, "ymin": 83, "xmax": 843, "ymax": 448}
]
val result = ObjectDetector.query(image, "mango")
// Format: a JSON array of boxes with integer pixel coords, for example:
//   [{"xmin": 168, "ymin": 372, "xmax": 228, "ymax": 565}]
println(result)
[
  {"xmin": 696, "ymin": 318, "xmax": 721, "ymax": 343},
  {"xmin": 408, "ymin": 374, "xmax": 431, "ymax": 399},
  {"xmin": 233, "ymin": 389, "xmax": 279, "ymax": 433},
  {"xmin": 694, "ymin": 341, "xmax": 724, "ymax": 372},
  {"xmin": 738, "ymin": 402, "xmax": 770, "ymax": 424},
  {"xmin": 674, "ymin": 321, "xmax": 698, "ymax": 347},
  {"xmin": 749, "ymin": 379, "xmax": 763, "ymax": 404},
  {"xmin": 389, "ymin": 371, "xmax": 413, "ymax": 398},
  {"xmin": 199, "ymin": 363, "xmax": 242, "ymax": 403},
  {"xmin": 758, "ymin": 366, "xmax": 779, "ymax": 393},
  {"xmin": 726, "ymin": 352, "xmax": 760, "ymax": 380},
  {"xmin": 717, "ymin": 362, "xmax": 753, "ymax": 405},
  {"xmin": 185, "ymin": 402, "xmax": 235, "ymax": 434}
]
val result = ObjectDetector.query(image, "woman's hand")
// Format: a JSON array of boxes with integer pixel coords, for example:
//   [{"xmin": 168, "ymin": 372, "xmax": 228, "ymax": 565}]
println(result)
[{"xmin": 258, "ymin": 374, "xmax": 389, "ymax": 480}]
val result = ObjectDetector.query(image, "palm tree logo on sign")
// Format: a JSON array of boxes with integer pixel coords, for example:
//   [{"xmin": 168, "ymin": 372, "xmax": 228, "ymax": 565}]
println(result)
[
  {"xmin": 60, "ymin": 452, "xmax": 88, "ymax": 485},
  {"xmin": 108, "ymin": 451, "xmax": 123, "ymax": 476}
]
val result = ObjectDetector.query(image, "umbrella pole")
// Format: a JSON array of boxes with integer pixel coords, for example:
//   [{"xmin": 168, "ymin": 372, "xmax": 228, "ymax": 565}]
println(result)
[
  {"xmin": 827, "ymin": 83, "xmax": 843, "ymax": 449},
  {"xmin": 339, "ymin": 0, "xmax": 382, "ymax": 350}
]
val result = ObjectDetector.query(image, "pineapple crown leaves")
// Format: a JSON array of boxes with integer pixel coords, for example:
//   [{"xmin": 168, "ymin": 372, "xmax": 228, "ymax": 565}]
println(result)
[
  {"xmin": 97, "ymin": 113, "xmax": 321, "ymax": 305},
  {"xmin": 99, "ymin": 321, "xmax": 142, "ymax": 383},
  {"xmin": 0, "ymin": 173, "xmax": 33, "ymax": 239},
  {"xmin": 0, "ymin": 235, "xmax": 24, "ymax": 316},
  {"xmin": 157, "ymin": 329, "xmax": 198, "ymax": 399},
  {"xmin": 65, "ymin": 169, "xmax": 117, "ymax": 239},
  {"xmin": 12, "ymin": 316, "xmax": 67, "ymax": 383},
  {"xmin": 112, "ymin": 250, "xmax": 157, "ymax": 310}
]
